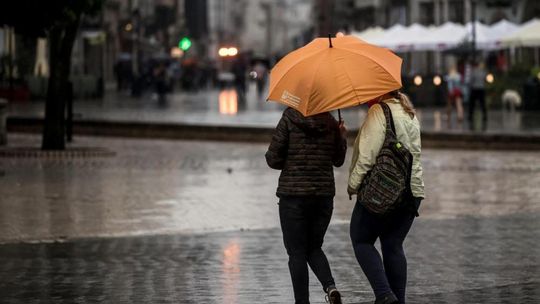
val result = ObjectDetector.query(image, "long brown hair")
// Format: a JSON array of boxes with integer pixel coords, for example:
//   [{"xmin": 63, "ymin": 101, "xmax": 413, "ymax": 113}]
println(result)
[{"xmin": 387, "ymin": 90, "xmax": 416, "ymax": 119}]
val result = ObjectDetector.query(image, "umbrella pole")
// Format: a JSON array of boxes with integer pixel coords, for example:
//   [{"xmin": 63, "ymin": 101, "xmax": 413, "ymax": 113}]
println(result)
[
  {"xmin": 328, "ymin": 34, "xmax": 333, "ymax": 48},
  {"xmin": 338, "ymin": 109, "xmax": 342, "ymax": 122}
]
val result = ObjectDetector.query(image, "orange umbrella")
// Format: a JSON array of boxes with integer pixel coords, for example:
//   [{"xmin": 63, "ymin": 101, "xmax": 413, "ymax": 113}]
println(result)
[{"xmin": 267, "ymin": 35, "xmax": 402, "ymax": 116}]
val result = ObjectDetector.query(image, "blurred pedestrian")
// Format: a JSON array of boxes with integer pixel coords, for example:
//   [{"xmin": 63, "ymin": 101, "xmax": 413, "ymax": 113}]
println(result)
[
  {"xmin": 114, "ymin": 59, "xmax": 133, "ymax": 92},
  {"xmin": 347, "ymin": 91, "xmax": 424, "ymax": 304},
  {"xmin": 468, "ymin": 61, "xmax": 488, "ymax": 130},
  {"xmin": 445, "ymin": 66, "xmax": 464, "ymax": 125},
  {"xmin": 253, "ymin": 61, "xmax": 268, "ymax": 97},
  {"xmin": 232, "ymin": 56, "xmax": 247, "ymax": 101},
  {"xmin": 266, "ymin": 107, "xmax": 347, "ymax": 304},
  {"xmin": 153, "ymin": 63, "xmax": 168, "ymax": 105},
  {"xmin": 167, "ymin": 60, "xmax": 181, "ymax": 92}
]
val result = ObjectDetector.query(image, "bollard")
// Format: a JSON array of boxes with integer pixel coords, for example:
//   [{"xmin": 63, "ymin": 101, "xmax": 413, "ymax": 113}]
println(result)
[{"xmin": 0, "ymin": 98, "xmax": 7, "ymax": 146}]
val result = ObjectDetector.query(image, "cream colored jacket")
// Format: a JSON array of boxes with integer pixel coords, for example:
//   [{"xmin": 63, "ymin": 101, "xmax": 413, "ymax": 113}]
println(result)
[{"xmin": 348, "ymin": 98, "xmax": 425, "ymax": 198}]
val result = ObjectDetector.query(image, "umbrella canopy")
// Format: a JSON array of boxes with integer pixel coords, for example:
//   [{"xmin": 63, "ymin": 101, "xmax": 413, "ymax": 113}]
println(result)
[{"xmin": 267, "ymin": 35, "xmax": 402, "ymax": 116}]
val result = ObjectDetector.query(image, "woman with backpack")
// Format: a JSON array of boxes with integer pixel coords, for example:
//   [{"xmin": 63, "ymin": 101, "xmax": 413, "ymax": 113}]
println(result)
[
  {"xmin": 347, "ymin": 90, "xmax": 425, "ymax": 304},
  {"xmin": 266, "ymin": 107, "xmax": 347, "ymax": 304}
]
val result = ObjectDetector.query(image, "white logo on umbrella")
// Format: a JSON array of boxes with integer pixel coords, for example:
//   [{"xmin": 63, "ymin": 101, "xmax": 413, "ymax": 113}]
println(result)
[{"xmin": 280, "ymin": 90, "xmax": 301, "ymax": 108}]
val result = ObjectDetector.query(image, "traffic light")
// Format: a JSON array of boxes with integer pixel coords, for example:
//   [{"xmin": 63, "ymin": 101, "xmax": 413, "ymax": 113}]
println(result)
[{"xmin": 179, "ymin": 37, "xmax": 192, "ymax": 51}]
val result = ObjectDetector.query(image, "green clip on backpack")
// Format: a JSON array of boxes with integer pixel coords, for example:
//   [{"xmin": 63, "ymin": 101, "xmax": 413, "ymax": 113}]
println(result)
[{"xmin": 357, "ymin": 102, "xmax": 414, "ymax": 215}]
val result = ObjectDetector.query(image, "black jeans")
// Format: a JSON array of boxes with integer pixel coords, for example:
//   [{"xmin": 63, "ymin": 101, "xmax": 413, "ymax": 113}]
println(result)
[
  {"xmin": 468, "ymin": 88, "xmax": 487, "ymax": 129},
  {"xmin": 279, "ymin": 196, "xmax": 336, "ymax": 304},
  {"xmin": 350, "ymin": 202, "xmax": 417, "ymax": 304}
]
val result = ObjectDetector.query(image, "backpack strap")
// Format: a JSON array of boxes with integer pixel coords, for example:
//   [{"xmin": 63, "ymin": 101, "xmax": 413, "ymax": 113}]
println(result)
[{"xmin": 379, "ymin": 102, "xmax": 397, "ymax": 140}]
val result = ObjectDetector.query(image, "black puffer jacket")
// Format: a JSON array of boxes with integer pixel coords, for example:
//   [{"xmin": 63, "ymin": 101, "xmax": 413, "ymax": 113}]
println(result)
[{"xmin": 265, "ymin": 107, "xmax": 347, "ymax": 197}]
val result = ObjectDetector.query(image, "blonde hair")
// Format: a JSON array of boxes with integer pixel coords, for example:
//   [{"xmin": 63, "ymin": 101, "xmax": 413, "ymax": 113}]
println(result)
[
  {"xmin": 397, "ymin": 91, "xmax": 416, "ymax": 119},
  {"xmin": 386, "ymin": 90, "xmax": 416, "ymax": 119}
]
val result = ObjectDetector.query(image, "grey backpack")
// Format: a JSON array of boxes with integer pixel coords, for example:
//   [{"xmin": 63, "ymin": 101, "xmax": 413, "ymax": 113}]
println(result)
[{"xmin": 357, "ymin": 102, "xmax": 413, "ymax": 215}]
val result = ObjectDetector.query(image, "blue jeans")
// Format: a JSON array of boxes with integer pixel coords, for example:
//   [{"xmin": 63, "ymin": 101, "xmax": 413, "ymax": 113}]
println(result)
[
  {"xmin": 279, "ymin": 196, "xmax": 336, "ymax": 304},
  {"xmin": 350, "ymin": 202, "xmax": 416, "ymax": 304}
]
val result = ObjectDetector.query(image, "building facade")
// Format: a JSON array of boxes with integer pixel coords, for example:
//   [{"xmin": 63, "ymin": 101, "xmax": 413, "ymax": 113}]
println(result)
[
  {"xmin": 207, "ymin": 0, "xmax": 312, "ymax": 60},
  {"xmin": 345, "ymin": 0, "xmax": 539, "ymax": 31}
]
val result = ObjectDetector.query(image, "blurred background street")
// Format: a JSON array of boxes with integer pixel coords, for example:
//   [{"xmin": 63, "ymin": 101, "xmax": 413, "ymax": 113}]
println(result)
[
  {"xmin": 1, "ymin": 0, "xmax": 540, "ymax": 303},
  {"xmin": 6, "ymin": 88, "xmax": 540, "ymax": 134}
]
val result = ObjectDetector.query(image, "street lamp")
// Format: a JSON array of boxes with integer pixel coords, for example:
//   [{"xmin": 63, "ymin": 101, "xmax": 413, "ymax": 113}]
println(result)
[
  {"xmin": 219, "ymin": 47, "xmax": 229, "ymax": 57},
  {"xmin": 433, "ymin": 75, "xmax": 442, "ymax": 86},
  {"xmin": 170, "ymin": 47, "xmax": 184, "ymax": 58},
  {"xmin": 218, "ymin": 47, "xmax": 239, "ymax": 57},
  {"xmin": 227, "ymin": 47, "xmax": 238, "ymax": 56},
  {"xmin": 414, "ymin": 75, "xmax": 423, "ymax": 86},
  {"xmin": 486, "ymin": 73, "xmax": 495, "ymax": 84}
]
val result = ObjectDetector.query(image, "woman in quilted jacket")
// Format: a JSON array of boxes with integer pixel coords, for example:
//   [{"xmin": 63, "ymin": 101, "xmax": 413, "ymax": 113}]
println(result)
[
  {"xmin": 347, "ymin": 90, "xmax": 425, "ymax": 304},
  {"xmin": 266, "ymin": 107, "xmax": 347, "ymax": 304}
]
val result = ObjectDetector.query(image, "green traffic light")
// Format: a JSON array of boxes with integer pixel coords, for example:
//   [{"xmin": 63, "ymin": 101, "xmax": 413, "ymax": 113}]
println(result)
[{"xmin": 179, "ymin": 37, "xmax": 192, "ymax": 51}]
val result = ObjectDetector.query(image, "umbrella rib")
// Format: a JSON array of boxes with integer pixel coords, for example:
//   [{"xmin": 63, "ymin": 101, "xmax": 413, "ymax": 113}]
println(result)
[
  {"xmin": 305, "ymin": 51, "xmax": 332, "ymax": 115},
  {"xmin": 333, "ymin": 50, "xmax": 363, "ymax": 108},
  {"xmin": 336, "ymin": 47, "xmax": 402, "ymax": 84}
]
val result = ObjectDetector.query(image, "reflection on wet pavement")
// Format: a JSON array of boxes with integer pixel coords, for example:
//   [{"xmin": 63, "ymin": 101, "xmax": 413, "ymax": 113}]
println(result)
[
  {"xmin": 219, "ymin": 89, "xmax": 238, "ymax": 115},
  {"xmin": 222, "ymin": 239, "xmax": 240, "ymax": 304}
]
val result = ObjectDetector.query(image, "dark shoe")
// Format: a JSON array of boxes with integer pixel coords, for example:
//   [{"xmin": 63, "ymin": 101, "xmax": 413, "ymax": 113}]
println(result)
[
  {"xmin": 374, "ymin": 292, "xmax": 398, "ymax": 304},
  {"xmin": 325, "ymin": 287, "xmax": 342, "ymax": 304}
]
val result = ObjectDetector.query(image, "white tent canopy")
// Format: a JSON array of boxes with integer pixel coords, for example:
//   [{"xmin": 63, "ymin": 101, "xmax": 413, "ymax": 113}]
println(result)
[
  {"xmin": 362, "ymin": 24, "xmax": 407, "ymax": 49},
  {"xmin": 485, "ymin": 19, "xmax": 519, "ymax": 49},
  {"xmin": 352, "ymin": 19, "xmax": 525, "ymax": 52},
  {"xmin": 501, "ymin": 19, "xmax": 540, "ymax": 47},
  {"xmin": 399, "ymin": 24, "xmax": 434, "ymax": 51},
  {"xmin": 351, "ymin": 26, "xmax": 384, "ymax": 42},
  {"xmin": 465, "ymin": 21, "xmax": 492, "ymax": 49},
  {"xmin": 465, "ymin": 20, "xmax": 520, "ymax": 50},
  {"xmin": 412, "ymin": 22, "xmax": 466, "ymax": 51}
]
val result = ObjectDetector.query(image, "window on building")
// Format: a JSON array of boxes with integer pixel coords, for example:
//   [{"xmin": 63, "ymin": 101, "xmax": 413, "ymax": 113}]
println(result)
[
  {"xmin": 448, "ymin": 0, "xmax": 465, "ymax": 24},
  {"xmin": 419, "ymin": 2, "xmax": 435, "ymax": 25},
  {"xmin": 354, "ymin": 7, "xmax": 375, "ymax": 30},
  {"xmin": 388, "ymin": 0, "xmax": 407, "ymax": 26}
]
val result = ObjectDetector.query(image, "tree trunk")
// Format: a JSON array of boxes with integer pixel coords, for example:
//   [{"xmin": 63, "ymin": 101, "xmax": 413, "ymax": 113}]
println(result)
[{"xmin": 42, "ymin": 16, "xmax": 80, "ymax": 150}]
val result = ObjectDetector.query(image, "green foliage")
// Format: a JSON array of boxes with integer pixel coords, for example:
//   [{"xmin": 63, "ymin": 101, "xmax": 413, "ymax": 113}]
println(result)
[
  {"xmin": 487, "ymin": 64, "xmax": 531, "ymax": 108},
  {"xmin": 531, "ymin": 66, "xmax": 540, "ymax": 79}
]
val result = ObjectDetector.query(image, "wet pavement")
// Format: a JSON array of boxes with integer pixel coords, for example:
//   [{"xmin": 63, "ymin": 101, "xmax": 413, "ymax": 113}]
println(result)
[
  {"xmin": 1, "ymin": 134, "xmax": 540, "ymax": 303},
  {"xmin": 7, "ymin": 86, "xmax": 540, "ymax": 135},
  {"xmin": 1, "ymin": 215, "xmax": 539, "ymax": 304}
]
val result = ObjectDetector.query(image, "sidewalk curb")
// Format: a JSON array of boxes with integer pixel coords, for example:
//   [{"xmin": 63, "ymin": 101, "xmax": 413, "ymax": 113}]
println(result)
[{"xmin": 7, "ymin": 117, "xmax": 540, "ymax": 150}]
